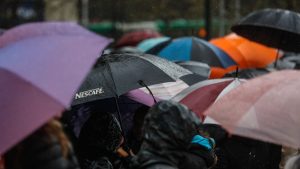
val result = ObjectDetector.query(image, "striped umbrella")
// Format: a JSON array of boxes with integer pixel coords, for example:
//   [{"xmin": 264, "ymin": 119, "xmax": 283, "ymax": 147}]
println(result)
[
  {"xmin": 146, "ymin": 36, "xmax": 236, "ymax": 68},
  {"xmin": 172, "ymin": 78, "xmax": 245, "ymax": 119}
]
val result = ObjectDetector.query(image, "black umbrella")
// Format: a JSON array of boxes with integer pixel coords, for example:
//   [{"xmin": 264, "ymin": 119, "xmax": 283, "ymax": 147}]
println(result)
[
  {"xmin": 231, "ymin": 8, "xmax": 300, "ymax": 52},
  {"xmin": 72, "ymin": 53, "xmax": 192, "ymax": 106}
]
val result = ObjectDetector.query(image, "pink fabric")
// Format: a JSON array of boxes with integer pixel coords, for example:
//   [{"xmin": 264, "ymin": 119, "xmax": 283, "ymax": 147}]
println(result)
[
  {"xmin": 0, "ymin": 22, "xmax": 111, "ymax": 155},
  {"xmin": 205, "ymin": 70, "xmax": 300, "ymax": 148},
  {"xmin": 180, "ymin": 80, "xmax": 232, "ymax": 118},
  {"xmin": 126, "ymin": 89, "xmax": 160, "ymax": 106},
  {"xmin": 0, "ymin": 69, "xmax": 64, "ymax": 154}
]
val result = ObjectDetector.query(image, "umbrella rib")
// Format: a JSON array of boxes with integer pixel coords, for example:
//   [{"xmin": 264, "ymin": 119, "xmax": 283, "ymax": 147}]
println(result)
[{"xmin": 105, "ymin": 60, "xmax": 118, "ymax": 96}]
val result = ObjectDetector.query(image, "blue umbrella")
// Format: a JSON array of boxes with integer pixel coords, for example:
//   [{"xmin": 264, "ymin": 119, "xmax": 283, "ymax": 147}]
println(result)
[
  {"xmin": 146, "ymin": 36, "xmax": 236, "ymax": 68},
  {"xmin": 137, "ymin": 37, "xmax": 170, "ymax": 52}
]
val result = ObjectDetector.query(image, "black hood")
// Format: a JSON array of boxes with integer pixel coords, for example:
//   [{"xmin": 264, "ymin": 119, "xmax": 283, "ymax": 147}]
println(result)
[
  {"xmin": 135, "ymin": 101, "xmax": 202, "ymax": 167},
  {"xmin": 77, "ymin": 112, "xmax": 122, "ymax": 159},
  {"xmin": 143, "ymin": 101, "xmax": 201, "ymax": 150}
]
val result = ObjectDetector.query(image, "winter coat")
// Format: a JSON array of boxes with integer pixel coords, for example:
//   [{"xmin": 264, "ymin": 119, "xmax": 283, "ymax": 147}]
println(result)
[
  {"xmin": 5, "ymin": 129, "xmax": 80, "ymax": 169},
  {"xmin": 76, "ymin": 112, "xmax": 123, "ymax": 169},
  {"xmin": 132, "ymin": 101, "xmax": 216, "ymax": 169},
  {"xmin": 199, "ymin": 124, "xmax": 282, "ymax": 169}
]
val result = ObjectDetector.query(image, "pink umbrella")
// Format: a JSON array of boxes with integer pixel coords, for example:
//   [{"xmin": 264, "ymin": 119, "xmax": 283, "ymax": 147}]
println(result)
[
  {"xmin": 172, "ymin": 78, "xmax": 245, "ymax": 119},
  {"xmin": 0, "ymin": 22, "xmax": 112, "ymax": 154},
  {"xmin": 204, "ymin": 70, "xmax": 300, "ymax": 148}
]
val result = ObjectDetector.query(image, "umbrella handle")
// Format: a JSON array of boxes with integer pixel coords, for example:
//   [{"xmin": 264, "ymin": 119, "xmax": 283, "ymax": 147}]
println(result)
[
  {"xmin": 114, "ymin": 96, "xmax": 132, "ymax": 156},
  {"xmin": 234, "ymin": 66, "xmax": 239, "ymax": 78},
  {"xmin": 138, "ymin": 80, "xmax": 157, "ymax": 104},
  {"xmin": 274, "ymin": 49, "xmax": 280, "ymax": 68}
]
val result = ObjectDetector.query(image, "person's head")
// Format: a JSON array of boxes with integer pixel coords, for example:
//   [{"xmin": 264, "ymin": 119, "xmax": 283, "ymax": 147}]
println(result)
[
  {"xmin": 77, "ymin": 111, "xmax": 123, "ymax": 156},
  {"xmin": 285, "ymin": 155, "xmax": 300, "ymax": 169},
  {"xmin": 142, "ymin": 100, "xmax": 202, "ymax": 150},
  {"xmin": 4, "ymin": 118, "xmax": 72, "ymax": 169},
  {"xmin": 132, "ymin": 105, "xmax": 149, "ymax": 138}
]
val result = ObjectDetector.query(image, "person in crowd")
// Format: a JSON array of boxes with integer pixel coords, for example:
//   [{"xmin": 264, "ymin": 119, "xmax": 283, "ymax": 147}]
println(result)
[
  {"xmin": 76, "ymin": 111, "xmax": 124, "ymax": 169},
  {"xmin": 131, "ymin": 100, "xmax": 217, "ymax": 169},
  {"xmin": 284, "ymin": 155, "xmax": 300, "ymax": 169},
  {"xmin": 199, "ymin": 123, "xmax": 282, "ymax": 169},
  {"xmin": 4, "ymin": 118, "xmax": 80, "ymax": 169},
  {"xmin": 127, "ymin": 105, "xmax": 150, "ymax": 154}
]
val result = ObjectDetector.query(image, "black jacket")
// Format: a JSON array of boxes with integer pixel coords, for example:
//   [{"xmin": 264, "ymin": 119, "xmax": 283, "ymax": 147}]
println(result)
[
  {"xmin": 132, "ymin": 101, "xmax": 216, "ymax": 169},
  {"xmin": 76, "ymin": 112, "xmax": 123, "ymax": 169},
  {"xmin": 199, "ymin": 124, "xmax": 282, "ymax": 169}
]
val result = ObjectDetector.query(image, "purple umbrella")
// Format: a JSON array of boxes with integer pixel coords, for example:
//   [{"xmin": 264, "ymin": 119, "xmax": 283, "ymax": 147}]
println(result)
[{"xmin": 0, "ymin": 22, "xmax": 112, "ymax": 155}]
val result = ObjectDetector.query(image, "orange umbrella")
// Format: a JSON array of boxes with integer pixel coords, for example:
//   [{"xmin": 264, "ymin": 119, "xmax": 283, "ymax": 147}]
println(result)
[
  {"xmin": 210, "ymin": 66, "xmax": 237, "ymax": 79},
  {"xmin": 210, "ymin": 33, "xmax": 279, "ymax": 69}
]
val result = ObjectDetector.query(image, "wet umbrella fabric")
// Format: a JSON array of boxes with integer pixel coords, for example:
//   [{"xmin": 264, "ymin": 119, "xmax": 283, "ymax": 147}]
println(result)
[
  {"xmin": 175, "ymin": 61, "xmax": 210, "ymax": 85},
  {"xmin": 72, "ymin": 53, "xmax": 191, "ymax": 105},
  {"xmin": 146, "ymin": 36, "xmax": 236, "ymax": 68},
  {"xmin": 224, "ymin": 68, "xmax": 270, "ymax": 79},
  {"xmin": 0, "ymin": 22, "xmax": 111, "ymax": 154},
  {"xmin": 140, "ymin": 80, "xmax": 189, "ymax": 100},
  {"xmin": 210, "ymin": 33, "xmax": 278, "ymax": 69},
  {"xmin": 176, "ymin": 61, "xmax": 211, "ymax": 78},
  {"xmin": 172, "ymin": 78, "xmax": 245, "ymax": 119},
  {"xmin": 231, "ymin": 8, "xmax": 300, "ymax": 52},
  {"xmin": 204, "ymin": 70, "xmax": 300, "ymax": 148},
  {"xmin": 137, "ymin": 37, "xmax": 171, "ymax": 52}
]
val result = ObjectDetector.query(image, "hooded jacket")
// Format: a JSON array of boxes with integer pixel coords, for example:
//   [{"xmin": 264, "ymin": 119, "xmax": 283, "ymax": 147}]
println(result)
[
  {"xmin": 132, "ymin": 101, "xmax": 216, "ymax": 169},
  {"xmin": 77, "ymin": 112, "xmax": 123, "ymax": 169}
]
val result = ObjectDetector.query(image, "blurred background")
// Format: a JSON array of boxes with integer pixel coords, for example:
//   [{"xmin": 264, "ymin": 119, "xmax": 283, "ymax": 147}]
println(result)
[{"xmin": 1, "ymin": 0, "xmax": 300, "ymax": 40}]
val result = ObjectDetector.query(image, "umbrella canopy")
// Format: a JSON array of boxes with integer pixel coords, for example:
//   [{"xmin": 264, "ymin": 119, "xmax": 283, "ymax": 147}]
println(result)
[
  {"xmin": 0, "ymin": 22, "xmax": 111, "ymax": 154},
  {"xmin": 210, "ymin": 33, "xmax": 278, "ymax": 69},
  {"xmin": 137, "ymin": 37, "xmax": 171, "ymax": 52},
  {"xmin": 231, "ymin": 8, "xmax": 300, "ymax": 52},
  {"xmin": 172, "ymin": 78, "xmax": 245, "ymax": 119},
  {"xmin": 224, "ymin": 68, "xmax": 270, "ymax": 79},
  {"xmin": 72, "ymin": 53, "xmax": 191, "ymax": 105},
  {"xmin": 176, "ymin": 61, "xmax": 211, "ymax": 78},
  {"xmin": 140, "ymin": 80, "xmax": 189, "ymax": 100},
  {"xmin": 175, "ymin": 61, "xmax": 210, "ymax": 85},
  {"xmin": 204, "ymin": 70, "xmax": 300, "ymax": 148},
  {"xmin": 115, "ymin": 29, "xmax": 162, "ymax": 48},
  {"xmin": 110, "ymin": 46, "xmax": 143, "ymax": 54},
  {"xmin": 69, "ymin": 89, "xmax": 158, "ymax": 138},
  {"xmin": 146, "ymin": 36, "xmax": 236, "ymax": 68}
]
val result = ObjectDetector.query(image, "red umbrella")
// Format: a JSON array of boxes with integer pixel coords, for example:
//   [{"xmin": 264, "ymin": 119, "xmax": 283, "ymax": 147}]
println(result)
[
  {"xmin": 116, "ymin": 29, "xmax": 162, "ymax": 48},
  {"xmin": 204, "ymin": 70, "xmax": 300, "ymax": 148},
  {"xmin": 172, "ymin": 78, "xmax": 245, "ymax": 119}
]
